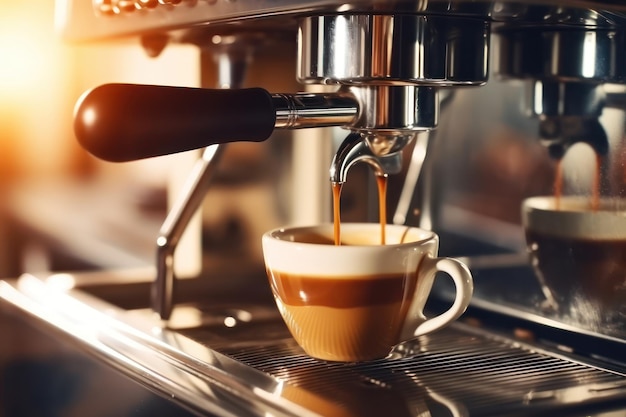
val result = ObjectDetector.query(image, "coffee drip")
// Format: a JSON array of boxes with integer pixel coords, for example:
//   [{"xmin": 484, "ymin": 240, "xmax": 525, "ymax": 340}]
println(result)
[
  {"xmin": 553, "ymin": 153, "xmax": 604, "ymax": 211},
  {"xmin": 332, "ymin": 175, "xmax": 389, "ymax": 246}
]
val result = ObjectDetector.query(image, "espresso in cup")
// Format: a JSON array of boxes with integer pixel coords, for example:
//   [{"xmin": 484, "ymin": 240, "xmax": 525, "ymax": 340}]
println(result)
[
  {"xmin": 522, "ymin": 196, "xmax": 626, "ymax": 326},
  {"xmin": 262, "ymin": 223, "xmax": 473, "ymax": 362}
]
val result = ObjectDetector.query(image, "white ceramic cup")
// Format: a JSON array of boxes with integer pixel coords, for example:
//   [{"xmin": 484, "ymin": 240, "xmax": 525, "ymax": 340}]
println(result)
[
  {"xmin": 522, "ymin": 196, "xmax": 626, "ymax": 325},
  {"xmin": 262, "ymin": 223, "xmax": 474, "ymax": 362}
]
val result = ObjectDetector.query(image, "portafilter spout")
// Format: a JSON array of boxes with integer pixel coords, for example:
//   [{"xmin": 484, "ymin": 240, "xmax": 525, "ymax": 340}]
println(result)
[
  {"xmin": 538, "ymin": 116, "xmax": 610, "ymax": 160},
  {"xmin": 527, "ymin": 80, "xmax": 610, "ymax": 159},
  {"xmin": 328, "ymin": 84, "xmax": 437, "ymax": 184},
  {"xmin": 495, "ymin": 24, "xmax": 626, "ymax": 160},
  {"xmin": 330, "ymin": 132, "xmax": 405, "ymax": 184}
]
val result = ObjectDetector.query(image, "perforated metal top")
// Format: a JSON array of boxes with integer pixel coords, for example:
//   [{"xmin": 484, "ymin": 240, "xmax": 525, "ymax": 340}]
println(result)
[{"xmin": 214, "ymin": 324, "xmax": 626, "ymax": 416}]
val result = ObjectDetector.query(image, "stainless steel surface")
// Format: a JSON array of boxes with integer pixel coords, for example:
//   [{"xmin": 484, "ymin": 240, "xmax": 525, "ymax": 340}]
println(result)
[
  {"xmin": 494, "ymin": 26, "xmax": 626, "ymax": 84},
  {"xmin": 297, "ymin": 15, "xmax": 489, "ymax": 86},
  {"xmin": 348, "ymin": 85, "xmax": 439, "ymax": 136},
  {"xmin": 221, "ymin": 326, "xmax": 626, "ymax": 417},
  {"xmin": 0, "ymin": 275, "xmax": 317, "ymax": 417},
  {"xmin": 526, "ymin": 82, "xmax": 606, "ymax": 119},
  {"xmin": 2, "ymin": 272, "xmax": 626, "ymax": 416},
  {"xmin": 55, "ymin": 1, "xmax": 626, "ymax": 42},
  {"xmin": 271, "ymin": 92, "xmax": 357, "ymax": 129}
]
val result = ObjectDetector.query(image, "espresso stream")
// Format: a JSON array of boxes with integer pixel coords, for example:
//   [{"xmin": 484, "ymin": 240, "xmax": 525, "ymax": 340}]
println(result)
[
  {"xmin": 554, "ymin": 153, "xmax": 603, "ymax": 211},
  {"xmin": 332, "ymin": 175, "xmax": 388, "ymax": 246}
]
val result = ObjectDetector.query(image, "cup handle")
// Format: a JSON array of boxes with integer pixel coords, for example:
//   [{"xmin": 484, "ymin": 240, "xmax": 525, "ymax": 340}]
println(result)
[{"xmin": 411, "ymin": 256, "xmax": 473, "ymax": 337}]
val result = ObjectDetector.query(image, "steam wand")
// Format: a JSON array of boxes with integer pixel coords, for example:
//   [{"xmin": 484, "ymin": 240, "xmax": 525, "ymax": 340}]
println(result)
[
  {"xmin": 152, "ymin": 41, "xmax": 250, "ymax": 320},
  {"xmin": 153, "ymin": 144, "xmax": 223, "ymax": 320}
]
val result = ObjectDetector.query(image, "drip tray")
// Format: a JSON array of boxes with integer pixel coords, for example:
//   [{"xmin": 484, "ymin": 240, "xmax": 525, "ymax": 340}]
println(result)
[
  {"xmin": 3, "ymin": 272, "xmax": 626, "ymax": 417},
  {"xmin": 169, "ymin": 301, "xmax": 626, "ymax": 416},
  {"xmin": 204, "ymin": 323, "xmax": 626, "ymax": 417}
]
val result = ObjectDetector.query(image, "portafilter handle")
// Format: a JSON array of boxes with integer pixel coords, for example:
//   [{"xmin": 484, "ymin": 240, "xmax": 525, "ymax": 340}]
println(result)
[{"xmin": 74, "ymin": 83, "xmax": 358, "ymax": 162}]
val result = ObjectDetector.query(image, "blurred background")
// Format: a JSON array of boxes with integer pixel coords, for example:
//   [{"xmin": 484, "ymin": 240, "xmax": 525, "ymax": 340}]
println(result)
[
  {"xmin": 0, "ymin": 0, "xmax": 203, "ymax": 182},
  {"xmin": 0, "ymin": 0, "xmax": 206, "ymax": 278},
  {"xmin": 0, "ymin": 0, "xmax": 302, "ymax": 281}
]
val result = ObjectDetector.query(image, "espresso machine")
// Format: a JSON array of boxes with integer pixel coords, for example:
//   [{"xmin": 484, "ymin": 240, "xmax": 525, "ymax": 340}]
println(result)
[{"xmin": 2, "ymin": 1, "xmax": 626, "ymax": 416}]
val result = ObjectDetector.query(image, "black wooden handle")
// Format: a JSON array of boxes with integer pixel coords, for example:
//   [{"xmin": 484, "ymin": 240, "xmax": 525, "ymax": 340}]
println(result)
[{"xmin": 74, "ymin": 83, "xmax": 276, "ymax": 162}]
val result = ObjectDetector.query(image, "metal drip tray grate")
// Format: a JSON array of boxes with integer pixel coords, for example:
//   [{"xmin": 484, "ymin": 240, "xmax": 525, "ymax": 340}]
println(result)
[
  {"xmin": 214, "ymin": 324, "xmax": 626, "ymax": 416},
  {"xmin": 5, "ymin": 274, "xmax": 626, "ymax": 417}
]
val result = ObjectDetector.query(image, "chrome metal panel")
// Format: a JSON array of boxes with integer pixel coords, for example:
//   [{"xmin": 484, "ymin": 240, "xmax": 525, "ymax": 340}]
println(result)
[
  {"xmin": 297, "ymin": 15, "xmax": 489, "ymax": 86},
  {"xmin": 56, "ymin": 1, "xmax": 626, "ymax": 42}
]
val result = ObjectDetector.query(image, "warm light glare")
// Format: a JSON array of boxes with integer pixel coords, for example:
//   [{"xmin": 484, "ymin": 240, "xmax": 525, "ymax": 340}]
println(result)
[
  {"xmin": 0, "ymin": 11, "xmax": 52, "ymax": 98},
  {"xmin": 0, "ymin": 1, "xmax": 75, "ymax": 180},
  {"xmin": 0, "ymin": 1, "xmax": 199, "ymax": 180},
  {"xmin": 46, "ymin": 273, "xmax": 77, "ymax": 290}
]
